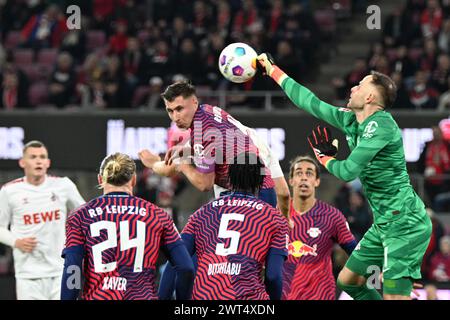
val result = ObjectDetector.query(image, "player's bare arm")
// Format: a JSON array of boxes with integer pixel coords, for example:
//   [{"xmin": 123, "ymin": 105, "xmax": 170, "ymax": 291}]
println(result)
[{"xmin": 177, "ymin": 164, "xmax": 215, "ymax": 192}]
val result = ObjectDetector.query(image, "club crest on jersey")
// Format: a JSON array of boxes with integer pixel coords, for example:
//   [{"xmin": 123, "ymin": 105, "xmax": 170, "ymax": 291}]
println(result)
[
  {"xmin": 51, "ymin": 192, "xmax": 58, "ymax": 202},
  {"xmin": 193, "ymin": 144, "xmax": 205, "ymax": 157},
  {"xmin": 307, "ymin": 227, "xmax": 321, "ymax": 238},
  {"xmin": 362, "ymin": 121, "xmax": 378, "ymax": 138}
]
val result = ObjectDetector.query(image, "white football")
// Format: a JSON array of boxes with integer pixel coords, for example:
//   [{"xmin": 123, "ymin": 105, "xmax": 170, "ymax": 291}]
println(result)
[{"xmin": 218, "ymin": 42, "xmax": 258, "ymax": 83}]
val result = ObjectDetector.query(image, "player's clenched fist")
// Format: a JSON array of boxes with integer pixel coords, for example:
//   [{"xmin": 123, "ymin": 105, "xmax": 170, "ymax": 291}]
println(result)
[
  {"xmin": 15, "ymin": 237, "xmax": 37, "ymax": 253},
  {"xmin": 256, "ymin": 53, "xmax": 275, "ymax": 76},
  {"xmin": 138, "ymin": 149, "xmax": 161, "ymax": 170},
  {"xmin": 164, "ymin": 145, "xmax": 192, "ymax": 166}
]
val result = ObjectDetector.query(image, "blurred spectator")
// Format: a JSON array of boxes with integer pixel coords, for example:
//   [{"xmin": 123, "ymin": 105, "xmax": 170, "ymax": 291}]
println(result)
[
  {"xmin": 232, "ymin": 0, "xmax": 261, "ymax": 38},
  {"xmin": 419, "ymin": 38, "xmax": 438, "ymax": 73},
  {"xmin": 266, "ymin": 0, "xmax": 284, "ymax": 37},
  {"xmin": 191, "ymin": 0, "xmax": 214, "ymax": 41},
  {"xmin": 383, "ymin": 5, "xmax": 417, "ymax": 47},
  {"xmin": 391, "ymin": 45, "xmax": 417, "ymax": 79},
  {"xmin": 171, "ymin": 38, "xmax": 203, "ymax": 84},
  {"xmin": 390, "ymin": 71, "xmax": 414, "ymax": 109},
  {"xmin": 367, "ymin": 43, "xmax": 385, "ymax": 70},
  {"xmin": 430, "ymin": 53, "xmax": 450, "ymax": 93},
  {"xmin": 340, "ymin": 191, "xmax": 372, "ymax": 241},
  {"xmin": 408, "ymin": 70, "xmax": 439, "ymax": 109},
  {"xmin": 417, "ymin": 125, "xmax": 450, "ymax": 204},
  {"xmin": 428, "ymin": 236, "xmax": 450, "ymax": 282},
  {"xmin": 437, "ymin": 75, "xmax": 450, "ymax": 111},
  {"xmin": 438, "ymin": 19, "xmax": 450, "ymax": 53},
  {"xmin": 274, "ymin": 40, "xmax": 303, "ymax": 82},
  {"xmin": 421, "ymin": 208, "xmax": 446, "ymax": 279},
  {"xmin": 48, "ymin": 52, "xmax": 76, "ymax": 108},
  {"xmin": 122, "ymin": 37, "xmax": 146, "ymax": 98},
  {"xmin": 425, "ymin": 284, "xmax": 439, "ymax": 300},
  {"xmin": 92, "ymin": 0, "xmax": 126, "ymax": 32},
  {"xmin": 420, "ymin": 0, "xmax": 443, "ymax": 38},
  {"xmin": 60, "ymin": 17, "xmax": 87, "ymax": 64},
  {"xmin": 204, "ymin": 31, "xmax": 225, "ymax": 89},
  {"xmin": 0, "ymin": 64, "xmax": 30, "ymax": 109},
  {"xmin": 20, "ymin": 4, "xmax": 67, "ymax": 50},
  {"xmin": 108, "ymin": 19, "xmax": 129, "ymax": 56},
  {"xmin": 137, "ymin": 76, "xmax": 165, "ymax": 110},
  {"xmin": 373, "ymin": 55, "xmax": 391, "ymax": 75},
  {"xmin": 333, "ymin": 58, "xmax": 367, "ymax": 101},
  {"xmin": 76, "ymin": 53, "xmax": 103, "ymax": 108},
  {"xmin": 0, "ymin": 43, "xmax": 4, "ymax": 65},
  {"xmin": 102, "ymin": 55, "xmax": 126, "ymax": 108},
  {"xmin": 434, "ymin": 191, "xmax": 450, "ymax": 212},
  {"xmin": 167, "ymin": 16, "xmax": 193, "ymax": 53},
  {"xmin": 216, "ymin": 0, "xmax": 232, "ymax": 37},
  {"xmin": 148, "ymin": 40, "xmax": 172, "ymax": 82},
  {"xmin": 0, "ymin": 0, "xmax": 33, "ymax": 42}
]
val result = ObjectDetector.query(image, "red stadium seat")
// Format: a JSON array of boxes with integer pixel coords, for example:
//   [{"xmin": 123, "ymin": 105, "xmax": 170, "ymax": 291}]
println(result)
[
  {"xmin": 4, "ymin": 31, "xmax": 22, "ymax": 50},
  {"xmin": 13, "ymin": 49, "xmax": 34, "ymax": 65},
  {"xmin": 20, "ymin": 64, "xmax": 53, "ymax": 82},
  {"xmin": 28, "ymin": 82, "xmax": 49, "ymax": 106},
  {"xmin": 86, "ymin": 30, "xmax": 106, "ymax": 51},
  {"xmin": 132, "ymin": 85, "xmax": 150, "ymax": 108},
  {"xmin": 37, "ymin": 48, "xmax": 59, "ymax": 66}
]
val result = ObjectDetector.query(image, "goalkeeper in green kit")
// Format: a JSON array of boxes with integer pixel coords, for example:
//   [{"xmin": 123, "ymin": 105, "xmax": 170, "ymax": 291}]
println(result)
[{"xmin": 257, "ymin": 53, "xmax": 432, "ymax": 300}]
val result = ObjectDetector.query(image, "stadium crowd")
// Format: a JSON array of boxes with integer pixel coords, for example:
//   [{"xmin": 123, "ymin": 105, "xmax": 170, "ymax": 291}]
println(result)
[
  {"xmin": 334, "ymin": 0, "xmax": 450, "ymax": 111},
  {"xmin": 0, "ymin": 0, "xmax": 327, "ymax": 109}
]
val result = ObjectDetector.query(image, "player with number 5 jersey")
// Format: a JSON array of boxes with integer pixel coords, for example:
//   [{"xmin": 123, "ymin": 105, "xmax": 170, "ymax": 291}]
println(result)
[
  {"xmin": 171, "ymin": 153, "xmax": 289, "ymax": 300},
  {"xmin": 61, "ymin": 153, "xmax": 194, "ymax": 300}
]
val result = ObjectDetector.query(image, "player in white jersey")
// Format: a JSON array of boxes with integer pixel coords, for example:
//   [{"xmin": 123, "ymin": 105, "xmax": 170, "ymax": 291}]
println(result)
[{"xmin": 0, "ymin": 141, "xmax": 85, "ymax": 300}]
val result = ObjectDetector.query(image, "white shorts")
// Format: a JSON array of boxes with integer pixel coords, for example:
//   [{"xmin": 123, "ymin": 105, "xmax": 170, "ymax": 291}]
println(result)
[{"xmin": 16, "ymin": 275, "xmax": 62, "ymax": 300}]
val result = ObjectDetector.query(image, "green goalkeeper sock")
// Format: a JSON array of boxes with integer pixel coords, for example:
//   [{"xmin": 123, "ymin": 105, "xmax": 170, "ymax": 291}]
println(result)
[{"xmin": 337, "ymin": 280, "xmax": 383, "ymax": 300}]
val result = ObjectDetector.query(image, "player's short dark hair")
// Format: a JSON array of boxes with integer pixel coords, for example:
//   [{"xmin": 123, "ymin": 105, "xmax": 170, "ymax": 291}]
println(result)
[
  {"xmin": 289, "ymin": 155, "xmax": 320, "ymax": 179},
  {"xmin": 161, "ymin": 81, "xmax": 196, "ymax": 102},
  {"xmin": 228, "ymin": 153, "xmax": 265, "ymax": 195},
  {"xmin": 99, "ymin": 153, "xmax": 136, "ymax": 187},
  {"xmin": 23, "ymin": 140, "xmax": 47, "ymax": 154},
  {"xmin": 370, "ymin": 71, "xmax": 397, "ymax": 108}
]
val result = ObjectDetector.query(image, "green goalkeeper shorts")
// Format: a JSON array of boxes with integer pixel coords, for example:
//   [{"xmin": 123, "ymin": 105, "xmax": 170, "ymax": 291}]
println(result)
[{"xmin": 345, "ymin": 210, "xmax": 432, "ymax": 296}]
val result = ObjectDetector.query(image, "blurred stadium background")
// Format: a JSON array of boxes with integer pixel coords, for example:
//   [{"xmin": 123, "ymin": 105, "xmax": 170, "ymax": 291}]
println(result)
[{"xmin": 0, "ymin": 0, "xmax": 449, "ymax": 300}]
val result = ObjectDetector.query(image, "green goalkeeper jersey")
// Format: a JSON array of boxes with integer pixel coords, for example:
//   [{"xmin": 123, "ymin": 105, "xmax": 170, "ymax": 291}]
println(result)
[{"xmin": 280, "ymin": 76, "xmax": 426, "ymax": 224}]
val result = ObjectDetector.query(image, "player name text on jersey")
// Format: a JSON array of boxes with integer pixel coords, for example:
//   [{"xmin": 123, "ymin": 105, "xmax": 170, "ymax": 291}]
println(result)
[
  {"xmin": 102, "ymin": 276, "xmax": 127, "ymax": 291},
  {"xmin": 208, "ymin": 262, "xmax": 241, "ymax": 276}
]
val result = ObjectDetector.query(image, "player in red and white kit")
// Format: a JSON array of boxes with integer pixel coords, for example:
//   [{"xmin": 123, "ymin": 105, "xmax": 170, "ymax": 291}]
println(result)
[
  {"xmin": 282, "ymin": 156, "xmax": 357, "ymax": 300},
  {"xmin": 0, "ymin": 141, "xmax": 85, "ymax": 300},
  {"xmin": 61, "ymin": 153, "xmax": 194, "ymax": 300},
  {"xmin": 138, "ymin": 81, "xmax": 290, "ymax": 217}
]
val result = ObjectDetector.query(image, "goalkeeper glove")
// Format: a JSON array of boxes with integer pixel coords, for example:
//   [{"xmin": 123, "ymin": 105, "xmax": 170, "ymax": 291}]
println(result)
[
  {"xmin": 256, "ymin": 53, "xmax": 276, "ymax": 76},
  {"xmin": 307, "ymin": 125, "xmax": 339, "ymax": 168},
  {"xmin": 257, "ymin": 53, "xmax": 288, "ymax": 85}
]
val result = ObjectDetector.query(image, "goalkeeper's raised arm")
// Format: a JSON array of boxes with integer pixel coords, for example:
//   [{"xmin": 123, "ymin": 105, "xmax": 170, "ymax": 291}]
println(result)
[{"xmin": 257, "ymin": 53, "xmax": 353, "ymax": 132}]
